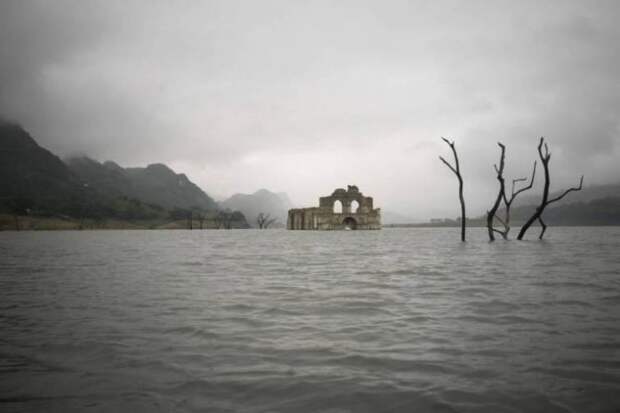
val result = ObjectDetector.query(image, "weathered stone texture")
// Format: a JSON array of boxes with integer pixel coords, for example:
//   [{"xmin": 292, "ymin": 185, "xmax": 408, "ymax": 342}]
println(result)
[{"xmin": 287, "ymin": 185, "xmax": 381, "ymax": 230}]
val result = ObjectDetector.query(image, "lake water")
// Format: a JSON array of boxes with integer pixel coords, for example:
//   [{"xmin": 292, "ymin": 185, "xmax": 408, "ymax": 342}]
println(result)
[{"xmin": 1, "ymin": 227, "xmax": 620, "ymax": 412}]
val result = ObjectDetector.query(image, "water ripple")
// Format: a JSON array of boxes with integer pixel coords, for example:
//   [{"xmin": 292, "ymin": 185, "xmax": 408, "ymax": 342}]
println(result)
[{"xmin": 1, "ymin": 227, "xmax": 620, "ymax": 412}]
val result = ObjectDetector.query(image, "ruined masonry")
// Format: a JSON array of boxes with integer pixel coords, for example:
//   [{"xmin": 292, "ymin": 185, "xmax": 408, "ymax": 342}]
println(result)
[{"xmin": 287, "ymin": 185, "xmax": 381, "ymax": 230}]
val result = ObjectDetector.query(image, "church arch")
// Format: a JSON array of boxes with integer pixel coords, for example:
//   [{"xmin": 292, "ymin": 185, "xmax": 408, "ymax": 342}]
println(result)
[{"xmin": 333, "ymin": 200, "xmax": 343, "ymax": 213}]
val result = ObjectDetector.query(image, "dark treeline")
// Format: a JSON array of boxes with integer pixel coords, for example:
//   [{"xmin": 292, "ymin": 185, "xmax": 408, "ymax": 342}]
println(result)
[{"xmin": 396, "ymin": 197, "xmax": 620, "ymax": 228}]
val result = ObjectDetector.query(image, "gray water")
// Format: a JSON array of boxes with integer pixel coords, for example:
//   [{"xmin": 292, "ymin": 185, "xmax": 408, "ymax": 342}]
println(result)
[{"xmin": 1, "ymin": 227, "xmax": 620, "ymax": 412}]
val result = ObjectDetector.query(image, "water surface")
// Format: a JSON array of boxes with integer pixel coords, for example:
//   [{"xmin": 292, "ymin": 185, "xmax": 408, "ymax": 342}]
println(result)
[{"xmin": 1, "ymin": 227, "xmax": 620, "ymax": 412}]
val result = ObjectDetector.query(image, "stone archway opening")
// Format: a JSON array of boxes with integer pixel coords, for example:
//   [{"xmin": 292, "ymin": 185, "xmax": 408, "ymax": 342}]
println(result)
[
  {"xmin": 350, "ymin": 200, "xmax": 360, "ymax": 213},
  {"xmin": 333, "ymin": 200, "xmax": 343, "ymax": 213},
  {"xmin": 343, "ymin": 217, "xmax": 357, "ymax": 230}
]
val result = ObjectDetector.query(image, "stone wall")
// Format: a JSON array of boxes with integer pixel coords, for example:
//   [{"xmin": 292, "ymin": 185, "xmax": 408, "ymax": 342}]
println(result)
[{"xmin": 287, "ymin": 185, "xmax": 381, "ymax": 230}]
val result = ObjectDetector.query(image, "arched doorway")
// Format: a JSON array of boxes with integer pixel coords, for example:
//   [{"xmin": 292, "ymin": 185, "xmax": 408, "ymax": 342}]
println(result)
[
  {"xmin": 343, "ymin": 217, "xmax": 357, "ymax": 230},
  {"xmin": 333, "ymin": 200, "xmax": 343, "ymax": 213}
]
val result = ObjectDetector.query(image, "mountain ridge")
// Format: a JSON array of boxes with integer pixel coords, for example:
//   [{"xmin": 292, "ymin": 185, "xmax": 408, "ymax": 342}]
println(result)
[
  {"xmin": 0, "ymin": 121, "xmax": 85, "ymax": 214},
  {"xmin": 0, "ymin": 121, "xmax": 232, "ymax": 225},
  {"xmin": 67, "ymin": 157, "xmax": 218, "ymax": 211},
  {"xmin": 220, "ymin": 188, "xmax": 293, "ymax": 228}
]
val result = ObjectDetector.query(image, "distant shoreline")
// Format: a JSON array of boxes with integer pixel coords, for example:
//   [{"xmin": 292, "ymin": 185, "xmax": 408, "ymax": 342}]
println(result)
[
  {"xmin": 0, "ymin": 214, "xmax": 247, "ymax": 231},
  {"xmin": 385, "ymin": 222, "xmax": 620, "ymax": 228},
  {"xmin": 3, "ymin": 214, "xmax": 620, "ymax": 231}
]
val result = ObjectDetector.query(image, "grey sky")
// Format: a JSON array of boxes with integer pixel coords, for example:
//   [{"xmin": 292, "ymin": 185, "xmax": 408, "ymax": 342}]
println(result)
[{"xmin": 1, "ymin": 0, "xmax": 619, "ymax": 219}]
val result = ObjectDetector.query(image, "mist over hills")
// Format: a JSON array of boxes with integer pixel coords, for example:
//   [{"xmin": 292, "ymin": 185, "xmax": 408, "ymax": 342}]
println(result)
[
  {"xmin": 381, "ymin": 210, "xmax": 419, "ymax": 225},
  {"xmin": 404, "ymin": 183, "xmax": 620, "ymax": 228},
  {"xmin": 515, "ymin": 182, "xmax": 620, "ymax": 208},
  {"xmin": 502, "ymin": 195, "xmax": 620, "ymax": 227},
  {"xmin": 484, "ymin": 182, "xmax": 620, "ymax": 227},
  {"xmin": 0, "ymin": 121, "xmax": 86, "ymax": 213},
  {"xmin": 0, "ymin": 121, "xmax": 239, "ymax": 226},
  {"xmin": 0, "ymin": 120, "xmax": 298, "ymax": 229},
  {"xmin": 66, "ymin": 156, "xmax": 217, "ymax": 211},
  {"xmin": 2, "ymin": 119, "xmax": 620, "ymax": 228},
  {"xmin": 218, "ymin": 188, "xmax": 421, "ymax": 227},
  {"xmin": 220, "ymin": 189, "xmax": 294, "ymax": 228}
]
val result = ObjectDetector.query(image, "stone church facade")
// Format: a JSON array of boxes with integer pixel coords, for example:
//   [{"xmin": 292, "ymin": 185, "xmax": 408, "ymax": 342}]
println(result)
[{"xmin": 287, "ymin": 185, "xmax": 381, "ymax": 230}]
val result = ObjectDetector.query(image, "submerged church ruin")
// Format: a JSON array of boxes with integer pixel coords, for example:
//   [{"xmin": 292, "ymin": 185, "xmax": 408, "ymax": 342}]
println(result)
[{"xmin": 287, "ymin": 185, "xmax": 381, "ymax": 230}]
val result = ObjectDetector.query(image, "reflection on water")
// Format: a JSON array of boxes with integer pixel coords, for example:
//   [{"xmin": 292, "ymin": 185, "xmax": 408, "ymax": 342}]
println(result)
[{"xmin": 1, "ymin": 227, "xmax": 620, "ymax": 412}]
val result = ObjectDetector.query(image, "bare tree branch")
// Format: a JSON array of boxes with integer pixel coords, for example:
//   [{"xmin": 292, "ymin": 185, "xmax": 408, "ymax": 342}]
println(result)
[
  {"xmin": 492, "ymin": 228, "xmax": 506, "ymax": 237},
  {"xmin": 439, "ymin": 156, "xmax": 457, "ymax": 174},
  {"xmin": 441, "ymin": 137, "xmax": 454, "ymax": 146},
  {"xmin": 495, "ymin": 160, "xmax": 537, "ymax": 239},
  {"xmin": 256, "ymin": 212, "xmax": 276, "ymax": 229},
  {"xmin": 547, "ymin": 175, "xmax": 584, "ymax": 204},
  {"xmin": 494, "ymin": 213, "xmax": 507, "ymax": 227},
  {"xmin": 487, "ymin": 142, "xmax": 506, "ymax": 241},
  {"xmin": 512, "ymin": 161, "xmax": 537, "ymax": 199},
  {"xmin": 517, "ymin": 137, "xmax": 583, "ymax": 240},
  {"xmin": 439, "ymin": 137, "xmax": 466, "ymax": 242},
  {"xmin": 538, "ymin": 216, "xmax": 547, "ymax": 240}
]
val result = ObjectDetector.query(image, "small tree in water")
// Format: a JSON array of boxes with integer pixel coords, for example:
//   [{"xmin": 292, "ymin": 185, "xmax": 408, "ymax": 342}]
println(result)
[
  {"xmin": 439, "ymin": 138, "xmax": 466, "ymax": 242},
  {"xmin": 496, "ymin": 161, "xmax": 537, "ymax": 239},
  {"xmin": 517, "ymin": 137, "xmax": 584, "ymax": 240},
  {"xmin": 486, "ymin": 143, "xmax": 506, "ymax": 241},
  {"xmin": 256, "ymin": 212, "xmax": 277, "ymax": 229},
  {"xmin": 486, "ymin": 144, "xmax": 537, "ymax": 240}
]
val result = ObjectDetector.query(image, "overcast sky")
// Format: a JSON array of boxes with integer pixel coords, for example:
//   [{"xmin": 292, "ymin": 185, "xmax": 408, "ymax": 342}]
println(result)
[{"xmin": 1, "ymin": 0, "xmax": 619, "ymax": 219}]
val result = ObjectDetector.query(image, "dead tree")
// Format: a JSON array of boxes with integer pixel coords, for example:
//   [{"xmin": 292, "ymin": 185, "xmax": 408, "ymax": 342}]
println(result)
[
  {"xmin": 213, "ymin": 211, "xmax": 231, "ymax": 229},
  {"xmin": 8, "ymin": 197, "xmax": 33, "ymax": 231},
  {"xmin": 517, "ymin": 137, "xmax": 584, "ymax": 240},
  {"xmin": 486, "ymin": 143, "xmax": 506, "ymax": 241},
  {"xmin": 496, "ymin": 161, "xmax": 537, "ymax": 239},
  {"xmin": 223, "ymin": 212, "xmax": 235, "ymax": 229},
  {"xmin": 439, "ymin": 137, "xmax": 466, "ymax": 242},
  {"xmin": 212, "ymin": 211, "xmax": 224, "ymax": 229},
  {"xmin": 194, "ymin": 211, "xmax": 206, "ymax": 229},
  {"xmin": 198, "ymin": 213, "xmax": 205, "ymax": 230},
  {"xmin": 266, "ymin": 217, "xmax": 277, "ymax": 228},
  {"xmin": 256, "ymin": 212, "xmax": 277, "ymax": 229}
]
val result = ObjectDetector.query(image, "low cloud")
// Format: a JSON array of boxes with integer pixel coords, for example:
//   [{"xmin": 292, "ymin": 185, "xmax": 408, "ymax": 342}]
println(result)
[{"xmin": 1, "ymin": 0, "xmax": 619, "ymax": 218}]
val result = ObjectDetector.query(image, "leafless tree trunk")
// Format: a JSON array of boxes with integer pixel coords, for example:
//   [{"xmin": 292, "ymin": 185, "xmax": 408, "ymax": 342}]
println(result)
[
  {"xmin": 187, "ymin": 211, "xmax": 193, "ymax": 230},
  {"xmin": 487, "ymin": 143, "xmax": 506, "ymax": 241},
  {"xmin": 495, "ymin": 161, "xmax": 536, "ymax": 239},
  {"xmin": 224, "ymin": 213, "xmax": 234, "ymax": 229},
  {"xmin": 212, "ymin": 211, "xmax": 232, "ymax": 229},
  {"xmin": 517, "ymin": 137, "xmax": 584, "ymax": 240},
  {"xmin": 256, "ymin": 213, "xmax": 267, "ymax": 229},
  {"xmin": 213, "ymin": 212, "xmax": 223, "ymax": 229},
  {"xmin": 538, "ymin": 217, "xmax": 547, "ymax": 240},
  {"xmin": 498, "ymin": 161, "xmax": 537, "ymax": 239},
  {"xmin": 256, "ymin": 212, "xmax": 277, "ymax": 229},
  {"xmin": 196, "ymin": 212, "xmax": 205, "ymax": 229},
  {"xmin": 439, "ymin": 137, "xmax": 466, "ymax": 242}
]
